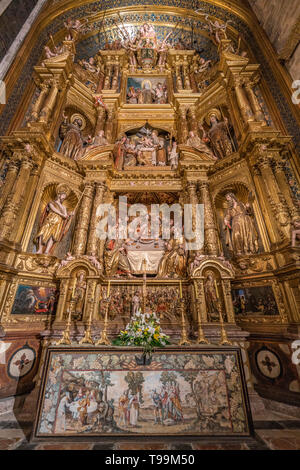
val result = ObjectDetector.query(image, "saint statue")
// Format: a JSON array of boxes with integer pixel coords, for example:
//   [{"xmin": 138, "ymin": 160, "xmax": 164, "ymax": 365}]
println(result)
[
  {"xmin": 113, "ymin": 135, "xmax": 127, "ymax": 170},
  {"xmin": 223, "ymin": 192, "xmax": 259, "ymax": 256},
  {"xmin": 157, "ymin": 223, "xmax": 186, "ymax": 278},
  {"xmin": 34, "ymin": 184, "xmax": 74, "ymax": 255},
  {"xmin": 204, "ymin": 273, "xmax": 219, "ymax": 319},
  {"xmin": 168, "ymin": 140, "xmax": 179, "ymax": 169},
  {"xmin": 72, "ymin": 271, "xmax": 87, "ymax": 321},
  {"xmin": 186, "ymin": 131, "xmax": 216, "ymax": 159},
  {"xmin": 59, "ymin": 112, "xmax": 84, "ymax": 160},
  {"xmin": 200, "ymin": 111, "xmax": 233, "ymax": 159}
]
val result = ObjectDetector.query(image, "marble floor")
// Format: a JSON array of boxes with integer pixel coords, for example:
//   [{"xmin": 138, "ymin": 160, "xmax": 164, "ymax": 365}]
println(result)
[{"xmin": 0, "ymin": 407, "xmax": 299, "ymax": 450}]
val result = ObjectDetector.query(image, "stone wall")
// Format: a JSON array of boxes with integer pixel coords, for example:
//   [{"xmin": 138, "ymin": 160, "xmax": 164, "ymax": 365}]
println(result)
[{"xmin": 248, "ymin": 0, "xmax": 300, "ymax": 80}]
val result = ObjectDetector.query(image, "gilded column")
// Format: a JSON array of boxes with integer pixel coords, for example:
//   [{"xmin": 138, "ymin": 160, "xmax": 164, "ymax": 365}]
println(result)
[
  {"xmin": 183, "ymin": 58, "xmax": 191, "ymax": 90},
  {"xmin": 39, "ymin": 79, "xmax": 59, "ymax": 123},
  {"xmin": 221, "ymin": 279, "xmax": 235, "ymax": 324},
  {"xmin": 55, "ymin": 280, "xmax": 69, "ymax": 322},
  {"xmin": 244, "ymin": 79, "xmax": 265, "ymax": 122},
  {"xmin": 105, "ymin": 109, "xmax": 114, "ymax": 143},
  {"xmin": 95, "ymin": 105, "xmax": 106, "ymax": 135},
  {"xmin": 0, "ymin": 159, "xmax": 19, "ymax": 213},
  {"xmin": 86, "ymin": 182, "xmax": 106, "ymax": 256},
  {"xmin": 16, "ymin": 165, "xmax": 40, "ymax": 244},
  {"xmin": 178, "ymin": 108, "xmax": 188, "ymax": 144},
  {"xmin": 72, "ymin": 183, "xmax": 94, "ymax": 256},
  {"xmin": 103, "ymin": 63, "xmax": 113, "ymax": 89},
  {"xmin": 234, "ymin": 77, "xmax": 254, "ymax": 124},
  {"xmin": 188, "ymin": 105, "xmax": 198, "ymax": 134},
  {"xmin": 30, "ymin": 82, "xmax": 49, "ymax": 121},
  {"xmin": 198, "ymin": 182, "xmax": 219, "ymax": 256},
  {"xmin": 258, "ymin": 156, "xmax": 290, "ymax": 238},
  {"xmin": 273, "ymin": 159, "xmax": 300, "ymax": 219},
  {"xmin": 176, "ymin": 65, "xmax": 183, "ymax": 91},
  {"xmin": 195, "ymin": 279, "xmax": 208, "ymax": 322},
  {"xmin": 111, "ymin": 61, "xmax": 120, "ymax": 91},
  {"xmin": 252, "ymin": 164, "xmax": 281, "ymax": 243},
  {"xmin": 187, "ymin": 182, "xmax": 204, "ymax": 252},
  {"xmin": 0, "ymin": 157, "xmax": 34, "ymax": 241}
]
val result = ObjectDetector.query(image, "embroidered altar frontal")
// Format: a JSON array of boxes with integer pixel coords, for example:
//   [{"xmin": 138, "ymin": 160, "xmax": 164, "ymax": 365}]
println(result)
[{"xmin": 34, "ymin": 347, "xmax": 253, "ymax": 438}]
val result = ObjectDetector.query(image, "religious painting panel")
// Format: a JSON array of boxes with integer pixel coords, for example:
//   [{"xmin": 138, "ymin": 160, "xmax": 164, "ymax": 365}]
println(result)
[
  {"xmin": 126, "ymin": 77, "xmax": 168, "ymax": 104},
  {"xmin": 11, "ymin": 284, "xmax": 58, "ymax": 316},
  {"xmin": 34, "ymin": 347, "xmax": 253, "ymax": 437},
  {"xmin": 231, "ymin": 285, "xmax": 279, "ymax": 316}
]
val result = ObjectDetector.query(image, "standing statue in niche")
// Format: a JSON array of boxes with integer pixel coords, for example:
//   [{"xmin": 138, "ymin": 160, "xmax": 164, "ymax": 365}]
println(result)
[
  {"xmin": 204, "ymin": 272, "xmax": 220, "ymax": 321},
  {"xmin": 34, "ymin": 184, "xmax": 75, "ymax": 255},
  {"xmin": 59, "ymin": 112, "xmax": 85, "ymax": 160},
  {"xmin": 200, "ymin": 111, "xmax": 233, "ymax": 159},
  {"xmin": 223, "ymin": 192, "xmax": 259, "ymax": 256},
  {"xmin": 199, "ymin": 111, "xmax": 233, "ymax": 158},
  {"xmin": 72, "ymin": 271, "xmax": 87, "ymax": 321},
  {"xmin": 168, "ymin": 140, "xmax": 179, "ymax": 169}
]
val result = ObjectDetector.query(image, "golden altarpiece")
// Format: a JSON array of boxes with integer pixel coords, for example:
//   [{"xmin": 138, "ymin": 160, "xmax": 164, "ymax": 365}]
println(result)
[{"xmin": 0, "ymin": 5, "xmax": 299, "ymax": 419}]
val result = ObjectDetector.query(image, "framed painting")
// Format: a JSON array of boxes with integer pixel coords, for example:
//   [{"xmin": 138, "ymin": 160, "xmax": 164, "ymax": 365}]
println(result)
[
  {"xmin": 34, "ymin": 346, "xmax": 253, "ymax": 438},
  {"xmin": 232, "ymin": 285, "xmax": 279, "ymax": 316},
  {"xmin": 126, "ymin": 77, "xmax": 168, "ymax": 104},
  {"xmin": 11, "ymin": 284, "xmax": 58, "ymax": 316}
]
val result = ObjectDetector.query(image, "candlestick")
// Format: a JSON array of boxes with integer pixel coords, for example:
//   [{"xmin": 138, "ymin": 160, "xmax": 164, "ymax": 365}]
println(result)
[
  {"xmin": 179, "ymin": 281, "xmax": 183, "ymax": 299},
  {"xmin": 57, "ymin": 306, "xmax": 72, "ymax": 345},
  {"xmin": 107, "ymin": 280, "xmax": 110, "ymax": 298},
  {"xmin": 178, "ymin": 298, "xmax": 191, "ymax": 346},
  {"xmin": 196, "ymin": 300, "xmax": 209, "ymax": 345},
  {"xmin": 96, "ymin": 297, "xmax": 111, "ymax": 345},
  {"xmin": 218, "ymin": 304, "xmax": 232, "ymax": 346},
  {"xmin": 80, "ymin": 295, "xmax": 95, "ymax": 345}
]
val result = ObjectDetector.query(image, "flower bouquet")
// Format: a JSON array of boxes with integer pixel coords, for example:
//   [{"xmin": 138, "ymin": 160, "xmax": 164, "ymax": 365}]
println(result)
[{"xmin": 112, "ymin": 310, "xmax": 170, "ymax": 364}]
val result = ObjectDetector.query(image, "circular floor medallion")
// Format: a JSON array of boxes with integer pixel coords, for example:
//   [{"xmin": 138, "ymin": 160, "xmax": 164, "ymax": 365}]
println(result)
[
  {"xmin": 7, "ymin": 344, "xmax": 36, "ymax": 379},
  {"xmin": 256, "ymin": 349, "xmax": 282, "ymax": 379}
]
